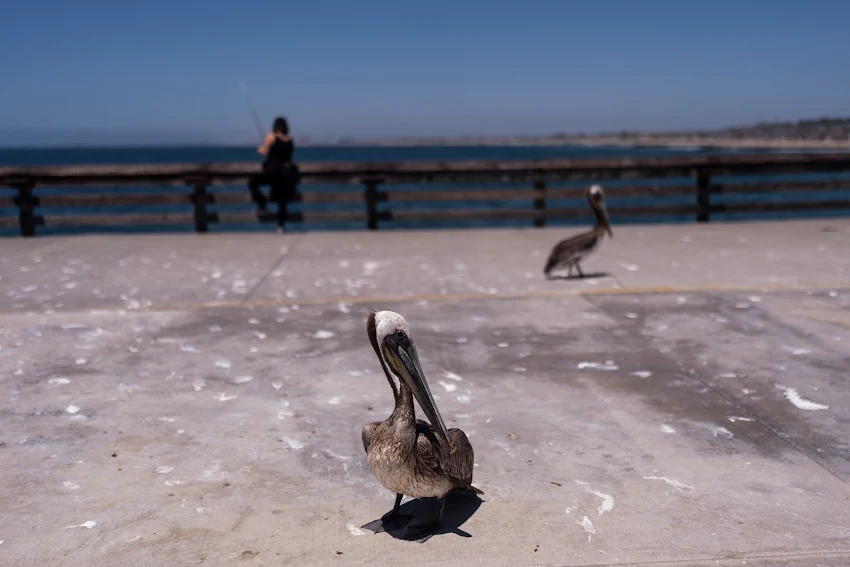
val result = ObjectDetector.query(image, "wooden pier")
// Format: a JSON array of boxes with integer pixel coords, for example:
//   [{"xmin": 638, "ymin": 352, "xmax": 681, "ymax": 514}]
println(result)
[{"xmin": 2, "ymin": 152, "xmax": 850, "ymax": 236}]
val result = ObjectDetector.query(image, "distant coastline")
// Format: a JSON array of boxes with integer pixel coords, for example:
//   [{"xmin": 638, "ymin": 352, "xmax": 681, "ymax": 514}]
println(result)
[
  {"xmin": 316, "ymin": 117, "xmax": 850, "ymax": 150},
  {"xmin": 322, "ymin": 135, "xmax": 850, "ymax": 150}
]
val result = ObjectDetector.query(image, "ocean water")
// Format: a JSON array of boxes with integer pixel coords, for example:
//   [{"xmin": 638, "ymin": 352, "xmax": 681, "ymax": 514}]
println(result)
[{"xmin": 1, "ymin": 145, "xmax": 848, "ymax": 235}]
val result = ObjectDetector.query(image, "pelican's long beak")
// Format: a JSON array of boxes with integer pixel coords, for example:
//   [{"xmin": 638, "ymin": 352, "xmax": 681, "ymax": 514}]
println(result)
[{"xmin": 385, "ymin": 338, "xmax": 455, "ymax": 453}]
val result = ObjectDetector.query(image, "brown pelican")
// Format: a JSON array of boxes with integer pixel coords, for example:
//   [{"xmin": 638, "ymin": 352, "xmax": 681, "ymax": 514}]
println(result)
[
  {"xmin": 543, "ymin": 184, "xmax": 612, "ymax": 278},
  {"xmin": 362, "ymin": 309, "xmax": 481, "ymax": 539}
]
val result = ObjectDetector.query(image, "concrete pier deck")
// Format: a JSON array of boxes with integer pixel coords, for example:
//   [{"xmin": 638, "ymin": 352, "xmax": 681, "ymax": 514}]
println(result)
[{"xmin": 1, "ymin": 218, "xmax": 849, "ymax": 566}]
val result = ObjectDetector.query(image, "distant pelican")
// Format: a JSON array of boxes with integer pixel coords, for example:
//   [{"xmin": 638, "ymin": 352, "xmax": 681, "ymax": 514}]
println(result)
[
  {"xmin": 543, "ymin": 184, "xmax": 612, "ymax": 278},
  {"xmin": 362, "ymin": 309, "xmax": 481, "ymax": 540}
]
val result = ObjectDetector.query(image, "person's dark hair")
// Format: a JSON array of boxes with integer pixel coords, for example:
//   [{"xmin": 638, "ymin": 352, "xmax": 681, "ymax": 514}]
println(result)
[{"xmin": 272, "ymin": 117, "xmax": 289, "ymax": 135}]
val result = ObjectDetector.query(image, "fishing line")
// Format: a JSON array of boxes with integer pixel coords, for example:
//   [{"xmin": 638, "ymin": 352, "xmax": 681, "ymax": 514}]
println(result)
[{"xmin": 239, "ymin": 81, "xmax": 265, "ymax": 140}]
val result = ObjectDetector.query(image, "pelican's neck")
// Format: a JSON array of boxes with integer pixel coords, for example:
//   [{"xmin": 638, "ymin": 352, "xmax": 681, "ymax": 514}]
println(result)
[
  {"xmin": 593, "ymin": 221, "xmax": 607, "ymax": 238},
  {"xmin": 390, "ymin": 378, "xmax": 416, "ymax": 424},
  {"xmin": 591, "ymin": 203, "xmax": 608, "ymax": 236}
]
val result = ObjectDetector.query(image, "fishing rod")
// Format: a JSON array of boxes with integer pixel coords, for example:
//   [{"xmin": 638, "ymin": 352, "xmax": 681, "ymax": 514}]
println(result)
[{"xmin": 239, "ymin": 81, "xmax": 265, "ymax": 140}]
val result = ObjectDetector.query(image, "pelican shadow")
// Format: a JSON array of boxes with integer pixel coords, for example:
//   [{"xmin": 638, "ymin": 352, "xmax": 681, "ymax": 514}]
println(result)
[
  {"xmin": 361, "ymin": 490, "xmax": 483, "ymax": 543},
  {"xmin": 545, "ymin": 271, "xmax": 611, "ymax": 281}
]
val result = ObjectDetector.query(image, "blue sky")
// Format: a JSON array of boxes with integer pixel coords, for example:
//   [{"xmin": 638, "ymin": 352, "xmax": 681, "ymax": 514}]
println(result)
[{"xmin": 2, "ymin": 0, "xmax": 849, "ymax": 145}]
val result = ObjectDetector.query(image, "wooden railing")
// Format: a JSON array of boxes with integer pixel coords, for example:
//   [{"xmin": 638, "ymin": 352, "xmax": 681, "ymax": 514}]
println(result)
[{"xmin": 2, "ymin": 152, "xmax": 850, "ymax": 236}]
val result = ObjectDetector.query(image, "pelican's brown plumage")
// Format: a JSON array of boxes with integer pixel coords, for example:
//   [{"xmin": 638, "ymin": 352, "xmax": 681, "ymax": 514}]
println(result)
[
  {"xmin": 543, "ymin": 184, "xmax": 613, "ymax": 278},
  {"xmin": 362, "ymin": 309, "xmax": 481, "ymax": 539}
]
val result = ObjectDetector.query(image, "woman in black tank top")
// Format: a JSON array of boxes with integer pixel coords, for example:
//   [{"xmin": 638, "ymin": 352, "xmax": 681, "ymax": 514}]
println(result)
[{"xmin": 248, "ymin": 116, "xmax": 300, "ymax": 233}]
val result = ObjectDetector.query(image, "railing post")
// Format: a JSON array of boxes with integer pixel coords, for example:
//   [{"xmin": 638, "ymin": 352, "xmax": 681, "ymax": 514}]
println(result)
[
  {"xmin": 533, "ymin": 180, "xmax": 546, "ymax": 227},
  {"xmin": 364, "ymin": 179, "xmax": 380, "ymax": 230},
  {"xmin": 190, "ymin": 178, "xmax": 209, "ymax": 233},
  {"xmin": 13, "ymin": 181, "xmax": 37, "ymax": 237},
  {"xmin": 696, "ymin": 170, "xmax": 711, "ymax": 222}
]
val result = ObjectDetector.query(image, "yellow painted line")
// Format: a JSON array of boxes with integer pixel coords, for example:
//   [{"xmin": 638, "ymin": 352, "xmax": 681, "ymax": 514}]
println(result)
[
  {"xmin": 131, "ymin": 280, "xmax": 850, "ymax": 313},
  {"xmin": 2, "ymin": 280, "xmax": 846, "ymax": 318}
]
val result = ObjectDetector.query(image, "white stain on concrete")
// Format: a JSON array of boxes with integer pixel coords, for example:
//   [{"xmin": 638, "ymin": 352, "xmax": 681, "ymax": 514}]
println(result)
[
  {"xmin": 577, "ymin": 361, "xmax": 619, "ymax": 371},
  {"xmin": 456, "ymin": 395, "xmax": 472, "ymax": 404},
  {"xmin": 180, "ymin": 345, "xmax": 200, "ymax": 354},
  {"xmin": 787, "ymin": 347, "xmax": 812, "ymax": 356},
  {"xmin": 625, "ymin": 312, "xmax": 638, "ymax": 319},
  {"xmin": 712, "ymin": 426, "xmax": 734, "ymax": 439},
  {"xmin": 728, "ymin": 416, "xmax": 755, "ymax": 423},
  {"xmin": 272, "ymin": 382, "xmax": 283, "ymax": 390},
  {"xmin": 214, "ymin": 359, "xmax": 231, "ymax": 369},
  {"xmin": 328, "ymin": 396, "xmax": 343, "ymax": 405},
  {"xmin": 63, "ymin": 481, "xmax": 80, "ymax": 490},
  {"xmin": 438, "ymin": 381, "xmax": 457, "ymax": 393},
  {"xmin": 65, "ymin": 521, "xmax": 97, "ymax": 529},
  {"xmin": 48, "ymin": 377, "xmax": 71, "ymax": 386},
  {"xmin": 660, "ymin": 424, "xmax": 676, "ymax": 434},
  {"xmin": 252, "ymin": 331, "xmax": 266, "ymax": 340},
  {"xmin": 156, "ymin": 466, "xmax": 174, "ymax": 474},
  {"xmin": 643, "ymin": 476, "xmax": 695, "ymax": 492},
  {"xmin": 777, "ymin": 386, "xmax": 828, "ymax": 411},
  {"xmin": 444, "ymin": 371, "xmax": 463, "ymax": 381},
  {"xmin": 215, "ymin": 393, "xmax": 237, "ymax": 402},
  {"xmin": 66, "ymin": 405, "xmax": 81, "ymax": 414},
  {"xmin": 193, "ymin": 380, "xmax": 206, "ymax": 392},
  {"xmin": 575, "ymin": 480, "xmax": 614, "ymax": 515},
  {"xmin": 564, "ymin": 506, "xmax": 575, "ymax": 515},
  {"xmin": 632, "ymin": 371, "xmax": 652, "ymax": 378},
  {"xmin": 347, "ymin": 523, "xmax": 365, "ymax": 536},
  {"xmin": 314, "ymin": 330, "xmax": 335, "ymax": 339},
  {"xmin": 75, "ymin": 358, "xmax": 88, "ymax": 366},
  {"xmin": 233, "ymin": 376, "xmax": 254, "ymax": 384},
  {"xmin": 618, "ymin": 263, "xmax": 640, "ymax": 272},
  {"xmin": 577, "ymin": 516, "xmax": 595, "ymax": 542},
  {"xmin": 283, "ymin": 438, "xmax": 304, "ymax": 450}
]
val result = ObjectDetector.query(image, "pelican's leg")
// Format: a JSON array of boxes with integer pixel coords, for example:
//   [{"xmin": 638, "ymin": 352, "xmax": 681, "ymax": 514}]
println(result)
[
  {"xmin": 576, "ymin": 263, "xmax": 585, "ymax": 278},
  {"xmin": 406, "ymin": 497, "xmax": 446, "ymax": 543},
  {"xmin": 369, "ymin": 493, "xmax": 411, "ymax": 532},
  {"xmin": 381, "ymin": 493, "xmax": 403, "ymax": 521},
  {"xmin": 567, "ymin": 264, "xmax": 574, "ymax": 278}
]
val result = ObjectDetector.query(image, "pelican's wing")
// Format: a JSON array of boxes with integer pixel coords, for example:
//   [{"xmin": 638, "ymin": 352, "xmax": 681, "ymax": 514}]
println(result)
[
  {"xmin": 414, "ymin": 420, "xmax": 475, "ymax": 488},
  {"xmin": 362, "ymin": 421, "xmax": 381, "ymax": 453},
  {"xmin": 544, "ymin": 230, "xmax": 597, "ymax": 272}
]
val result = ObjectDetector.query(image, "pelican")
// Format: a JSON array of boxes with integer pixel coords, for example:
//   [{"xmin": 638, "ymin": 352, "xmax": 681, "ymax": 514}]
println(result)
[
  {"xmin": 362, "ymin": 309, "xmax": 481, "ymax": 539},
  {"xmin": 543, "ymin": 184, "xmax": 612, "ymax": 278}
]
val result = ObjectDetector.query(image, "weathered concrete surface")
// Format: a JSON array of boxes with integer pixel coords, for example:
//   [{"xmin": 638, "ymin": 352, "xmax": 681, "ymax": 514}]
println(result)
[{"xmin": 1, "ymin": 219, "xmax": 850, "ymax": 566}]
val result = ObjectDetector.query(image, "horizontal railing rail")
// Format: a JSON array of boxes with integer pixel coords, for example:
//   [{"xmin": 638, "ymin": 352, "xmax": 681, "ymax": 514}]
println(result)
[{"xmin": 2, "ymin": 152, "xmax": 850, "ymax": 236}]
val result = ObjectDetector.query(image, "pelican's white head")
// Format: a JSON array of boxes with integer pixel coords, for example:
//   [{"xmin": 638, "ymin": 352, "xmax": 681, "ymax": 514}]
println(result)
[{"xmin": 373, "ymin": 310, "xmax": 411, "ymax": 347}]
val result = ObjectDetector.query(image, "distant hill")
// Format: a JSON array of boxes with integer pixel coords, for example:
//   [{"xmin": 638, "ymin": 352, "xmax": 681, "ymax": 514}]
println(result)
[
  {"xmin": 640, "ymin": 117, "xmax": 850, "ymax": 142},
  {"xmin": 333, "ymin": 117, "xmax": 850, "ymax": 149}
]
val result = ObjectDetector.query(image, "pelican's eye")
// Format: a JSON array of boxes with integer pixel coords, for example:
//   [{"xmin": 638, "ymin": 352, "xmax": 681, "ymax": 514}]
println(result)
[{"xmin": 395, "ymin": 329, "xmax": 407, "ymax": 341}]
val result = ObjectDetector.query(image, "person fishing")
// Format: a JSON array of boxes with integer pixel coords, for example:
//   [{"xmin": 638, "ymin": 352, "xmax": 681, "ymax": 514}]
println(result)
[{"xmin": 248, "ymin": 116, "xmax": 300, "ymax": 233}]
